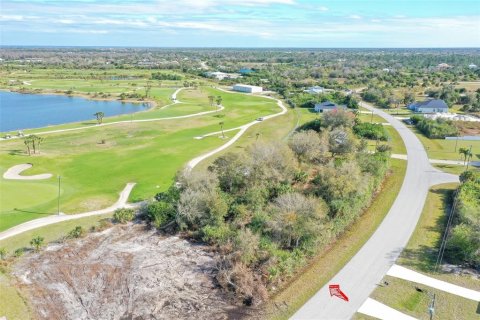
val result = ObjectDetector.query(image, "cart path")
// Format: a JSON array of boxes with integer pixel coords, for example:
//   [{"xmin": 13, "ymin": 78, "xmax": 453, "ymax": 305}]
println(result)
[{"xmin": 0, "ymin": 183, "xmax": 136, "ymax": 241}]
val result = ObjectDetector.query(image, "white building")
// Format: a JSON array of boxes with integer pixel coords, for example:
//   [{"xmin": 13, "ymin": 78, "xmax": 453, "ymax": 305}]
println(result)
[
  {"xmin": 205, "ymin": 71, "xmax": 241, "ymax": 80},
  {"xmin": 232, "ymin": 84, "xmax": 263, "ymax": 93},
  {"xmin": 469, "ymin": 64, "xmax": 478, "ymax": 70},
  {"xmin": 304, "ymin": 86, "xmax": 334, "ymax": 94}
]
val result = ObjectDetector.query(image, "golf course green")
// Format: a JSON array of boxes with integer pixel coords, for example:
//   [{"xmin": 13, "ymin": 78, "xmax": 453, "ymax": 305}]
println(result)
[{"xmin": 0, "ymin": 77, "xmax": 284, "ymax": 231}]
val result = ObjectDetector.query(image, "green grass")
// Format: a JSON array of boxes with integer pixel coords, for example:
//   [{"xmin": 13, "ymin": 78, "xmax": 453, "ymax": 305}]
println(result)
[
  {"xmin": 397, "ymin": 183, "xmax": 479, "ymax": 290},
  {"xmin": 369, "ymin": 276, "xmax": 480, "ymax": 320},
  {"xmin": 433, "ymin": 164, "xmax": 480, "ymax": 175},
  {"xmin": 0, "ymin": 86, "xmax": 280, "ymax": 231},
  {"xmin": 411, "ymin": 127, "xmax": 480, "ymax": 161},
  {"xmin": 0, "ymin": 273, "xmax": 31, "ymax": 320},
  {"xmin": 268, "ymin": 159, "xmax": 407, "ymax": 320}
]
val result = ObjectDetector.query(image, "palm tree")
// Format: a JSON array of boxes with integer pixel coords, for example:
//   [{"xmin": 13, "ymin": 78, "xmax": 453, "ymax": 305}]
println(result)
[
  {"xmin": 216, "ymin": 96, "xmax": 223, "ymax": 107},
  {"xmin": 219, "ymin": 121, "xmax": 225, "ymax": 139},
  {"xmin": 30, "ymin": 236, "xmax": 44, "ymax": 252},
  {"xmin": 459, "ymin": 147, "xmax": 472, "ymax": 165},
  {"xmin": 94, "ymin": 111, "xmax": 105, "ymax": 124},
  {"xmin": 208, "ymin": 95, "xmax": 215, "ymax": 107},
  {"xmin": 23, "ymin": 136, "xmax": 32, "ymax": 155},
  {"xmin": 29, "ymin": 135, "xmax": 44, "ymax": 154}
]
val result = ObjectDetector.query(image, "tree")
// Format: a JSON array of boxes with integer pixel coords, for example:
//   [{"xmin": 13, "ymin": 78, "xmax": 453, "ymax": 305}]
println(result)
[
  {"xmin": 288, "ymin": 130, "xmax": 329, "ymax": 163},
  {"xmin": 268, "ymin": 192, "xmax": 327, "ymax": 248},
  {"xmin": 30, "ymin": 135, "xmax": 44, "ymax": 154},
  {"xmin": 30, "ymin": 236, "xmax": 44, "ymax": 252},
  {"xmin": 459, "ymin": 147, "xmax": 472, "ymax": 165},
  {"xmin": 216, "ymin": 96, "xmax": 223, "ymax": 106},
  {"xmin": 23, "ymin": 136, "xmax": 33, "ymax": 155},
  {"xmin": 145, "ymin": 81, "xmax": 152, "ymax": 98},
  {"xmin": 94, "ymin": 111, "xmax": 105, "ymax": 124},
  {"xmin": 322, "ymin": 109, "xmax": 354, "ymax": 129},
  {"xmin": 208, "ymin": 95, "xmax": 215, "ymax": 107},
  {"xmin": 219, "ymin": 121, "xmax": 225, "ymax": 138}
]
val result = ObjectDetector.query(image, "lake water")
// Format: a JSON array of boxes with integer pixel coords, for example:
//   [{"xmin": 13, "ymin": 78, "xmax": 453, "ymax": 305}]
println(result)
[{"xmin": 0, "ymin": 91, "xmax": 150, "ymax": 132}]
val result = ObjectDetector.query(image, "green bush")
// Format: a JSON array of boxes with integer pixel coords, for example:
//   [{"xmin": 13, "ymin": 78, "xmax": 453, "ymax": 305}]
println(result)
[
  {"xmin": 445, "ymin": 170, "xmax": 480, "ymax": 268},
  {"xmin": 411, "ymin": 117, "xmax": 458, "ymax": 139},
  {"xmin": 67, "ymin": 226, "xmax": 85, "ymax": 239},
  {"xmin": 113, "ymin": 208, "xmax": 135, "ymax": 224},
  {"xmin": 145, "ymin": 201, "xmax": 175, "ymax": 229},
  {"xmin": 353, "ymin": 122, "xmax": 389, "ymax": 141},
  {"xmin": 14, "ymin": 248, "xmax": 25, "ymax": 257}
]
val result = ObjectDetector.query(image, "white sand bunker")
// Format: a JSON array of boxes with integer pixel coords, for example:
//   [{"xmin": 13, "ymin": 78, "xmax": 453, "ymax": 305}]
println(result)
[{"xmin": 3, "ymin": 164, "xmax": 53, "ymax": 180}]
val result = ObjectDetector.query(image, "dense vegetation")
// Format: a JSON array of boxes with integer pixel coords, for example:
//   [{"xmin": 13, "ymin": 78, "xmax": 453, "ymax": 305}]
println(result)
[
  {"xmin": 445, "ymin": 171, "xmax": 480, "ymax": 268},
  {"xmin": 410, "ymin": 115, "xmax": 458, "ymax": 139},
  {"xmin": 141, "ymin": 110, "xmax": 391, "ymax": 305}
]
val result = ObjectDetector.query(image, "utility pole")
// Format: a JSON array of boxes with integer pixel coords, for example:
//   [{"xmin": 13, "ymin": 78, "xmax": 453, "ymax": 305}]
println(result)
[
  {"xmin": 370, "ymin": 110, "xmax": 374, "ymax": 123},
  {"xmin": 454, "ymin": 136, "xmax": 459, "ymax": 153},
  {"xmin": 57, "ymin": 175, "xmax": 61, "ymax": 215},
  {"xmin": 428, "ymin": 293, "xmax": 436, "ymax": 320}
]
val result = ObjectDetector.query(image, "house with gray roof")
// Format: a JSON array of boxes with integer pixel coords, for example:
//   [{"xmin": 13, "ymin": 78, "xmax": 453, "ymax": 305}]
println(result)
[
  {"xmin": 314, "ymin": 101, "xmax": 347, "ymax": 113},
  {"xmin": 408, "ymin": 99, "xmax": 448, "ymax": 113}
]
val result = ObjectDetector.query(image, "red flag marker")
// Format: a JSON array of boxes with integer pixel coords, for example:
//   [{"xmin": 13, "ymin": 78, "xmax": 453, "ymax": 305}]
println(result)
[{"xmin": 329, "ymin": 284, "xmax": 349, "ymax": 302}]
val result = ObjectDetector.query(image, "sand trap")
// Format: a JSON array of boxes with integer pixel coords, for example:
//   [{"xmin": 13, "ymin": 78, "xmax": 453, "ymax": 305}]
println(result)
[{"xmin": 3, "ymin": 164, "xmax": 53, "ymax": 180}]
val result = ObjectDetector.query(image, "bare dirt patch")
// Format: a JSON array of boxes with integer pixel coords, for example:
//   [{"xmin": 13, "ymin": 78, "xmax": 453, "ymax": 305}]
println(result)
[
  {"xmin": 13, "ymin": 224, "xmax": 243, "ymax": 320},
  {"xmin": 455, "ymin": 121, "xmax": 480, "ymax": 135}
]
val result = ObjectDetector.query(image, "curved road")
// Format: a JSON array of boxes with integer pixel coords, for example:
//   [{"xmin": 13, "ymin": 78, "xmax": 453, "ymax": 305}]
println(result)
[{"xmin": 292, "ymin": 101, "xmax": 459, "ymax": 319}]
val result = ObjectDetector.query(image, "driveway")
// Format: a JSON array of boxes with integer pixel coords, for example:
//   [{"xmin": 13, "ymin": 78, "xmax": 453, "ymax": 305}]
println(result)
[{"xmin": 292, "ymin": 101, "xmax": 459, "ymax": 319}]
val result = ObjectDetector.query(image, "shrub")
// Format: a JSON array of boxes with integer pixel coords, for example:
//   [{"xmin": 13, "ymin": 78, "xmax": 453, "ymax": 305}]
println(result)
[
  {"xmin": 353, "ymin": 122, "xmax": 389, "ymax": 141},
  {"xmin": 30, "ymin": 236, "xmax": 44, "ymax": 252},
  {"xmin": 14, "ymin": 248, "xmax": 25, "ymax": 257},
  {"xmin": 67, "ymin": 226, "xmax": 85, "ymax": 239},
  {"xmin": 0, "ymin": 248, "xmax": 7, "ymax": 260},
  {"xmin": 145, "ymin": 201, "xmax": 175, "ymax": 229},
  {"xmin": 411, "ymin": 117, "xmax": 458, "ymax": 139},
  {"xmin": 113, "ymin": 208, "xmax": 135, "ymax": 224}
]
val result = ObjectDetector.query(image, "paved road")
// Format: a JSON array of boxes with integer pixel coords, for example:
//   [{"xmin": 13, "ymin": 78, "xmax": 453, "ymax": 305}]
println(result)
[{"xmin": 292, "ymin": 101, "xmax": 459, "ymax": 320}]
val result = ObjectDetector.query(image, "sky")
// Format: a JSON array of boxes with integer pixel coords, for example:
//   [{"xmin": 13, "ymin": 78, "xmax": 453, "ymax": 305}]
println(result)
[{"xmin": 1, "ymin": 0, "xmax": 479, "ymax": 47}]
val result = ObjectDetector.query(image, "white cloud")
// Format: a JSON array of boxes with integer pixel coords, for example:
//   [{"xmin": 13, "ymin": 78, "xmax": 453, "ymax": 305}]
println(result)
[
  {"xmin": 348, "ymin": 14, "xmax": 362, "ymax": 20},
  {"xmin": 318, "ymin": 6, "xmax": 329, "ymax": 12}
]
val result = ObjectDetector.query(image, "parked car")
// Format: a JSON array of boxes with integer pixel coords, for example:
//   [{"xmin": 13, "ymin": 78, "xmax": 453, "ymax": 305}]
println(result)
[{"xmin": 257, "ymin": 117, "xmax": 264, "ymax": 121}]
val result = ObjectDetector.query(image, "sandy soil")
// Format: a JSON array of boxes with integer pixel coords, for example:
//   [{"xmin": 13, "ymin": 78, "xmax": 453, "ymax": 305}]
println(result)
[
  {"xmin": 3, "ymin": 163, "xmax": 52, "ymax": 180},
  {"xmin": 13, "ymin": 224, "xmax": 245, "ymax": 320}
]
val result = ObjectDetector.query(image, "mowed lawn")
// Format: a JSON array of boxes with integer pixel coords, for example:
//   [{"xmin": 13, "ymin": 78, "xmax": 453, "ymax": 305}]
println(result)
[{"xmin": 0, "ymin": 87, "xmax": 281, "ymax": 231}]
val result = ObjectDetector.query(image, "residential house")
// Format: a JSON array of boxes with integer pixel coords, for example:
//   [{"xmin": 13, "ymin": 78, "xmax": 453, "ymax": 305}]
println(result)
[
  {"xmin": 408, "ymin": 99, "xmax": 449, "ymax": 113},
  {"xmin": 314, "ymin": 101, "xmax": 347, "ymax": 113},
  {"xmin": 304, "ymin": 86, "xmax": 334, "ymax": 95}
]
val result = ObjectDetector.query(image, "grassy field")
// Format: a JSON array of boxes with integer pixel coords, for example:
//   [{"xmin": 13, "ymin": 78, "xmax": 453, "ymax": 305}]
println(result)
[
  {"xmin": 368, "ymin": 276, "xmax": 479, "ymax": 320},
  {"xmin": 355, "ymin": 183, "xmax": 480, "ymax": 320},
  {"xmin": 0, "ymin": 86, "xmax": 281, "ymax": 231},
  {"xmin": 397, "ymin": 183, "xmax": 479, "ymax": 290},
  {"xmin": 410, "ymin": 127, "xmax": 480, "ymax": 161},
  {"xmin": 267, "ymin": 159, "xmax": 407, "ymax": 320}
]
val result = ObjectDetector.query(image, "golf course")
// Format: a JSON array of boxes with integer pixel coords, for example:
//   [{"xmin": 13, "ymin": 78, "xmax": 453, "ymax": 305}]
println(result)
[{"xmin": 0, "ymin": 71, "xmax": 289, "ymax": 231}]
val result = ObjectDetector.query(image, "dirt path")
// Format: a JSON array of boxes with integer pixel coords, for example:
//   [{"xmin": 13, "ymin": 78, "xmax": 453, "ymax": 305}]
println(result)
[
  {"xmin": 3, "ymin": 163, "xmax": 53, "ymax": 180},
  {"xmin": 13, "ymin": 224, "xmax": 240, "ymax": 320}
]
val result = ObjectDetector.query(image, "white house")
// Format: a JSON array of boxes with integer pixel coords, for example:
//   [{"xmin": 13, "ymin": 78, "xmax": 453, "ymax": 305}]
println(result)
[
  {"xmin": 469, "ymin": 64, "xmax": 478, "ymax": 69},
  {"xmin": 314, "ymin": 101, "xmax": 347, "ymax": 113},
  {"xmin": 408, "ymin": 99, "xmax": 448, "ymax": 113},
  {"xmin": 233, "ymin": 84, "xmax": 263, "ymax": 93}
]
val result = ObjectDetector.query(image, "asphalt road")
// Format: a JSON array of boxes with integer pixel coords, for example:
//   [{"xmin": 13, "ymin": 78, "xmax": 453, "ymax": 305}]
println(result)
[{"xmin": 291, "ymin": 102, "xmax": 459, "ymax": 320}]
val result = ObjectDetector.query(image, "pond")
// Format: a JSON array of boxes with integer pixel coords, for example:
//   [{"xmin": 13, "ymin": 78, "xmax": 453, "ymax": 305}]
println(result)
[{"xmin": 0, "ymin": 91, "xmax": 150, "ymax": 132}]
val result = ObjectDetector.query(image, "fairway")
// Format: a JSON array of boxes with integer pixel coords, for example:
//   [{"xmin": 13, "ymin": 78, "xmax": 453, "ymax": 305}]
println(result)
[{"xmin": 0, "ymin": 84, "xmax": 282, "ymax": 231}]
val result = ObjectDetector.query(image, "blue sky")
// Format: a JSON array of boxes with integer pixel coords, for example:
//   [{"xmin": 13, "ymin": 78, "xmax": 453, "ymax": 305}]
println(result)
[{"xmin": 1, "ymin": 0, "xmax": 479, "ymax": 47}]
